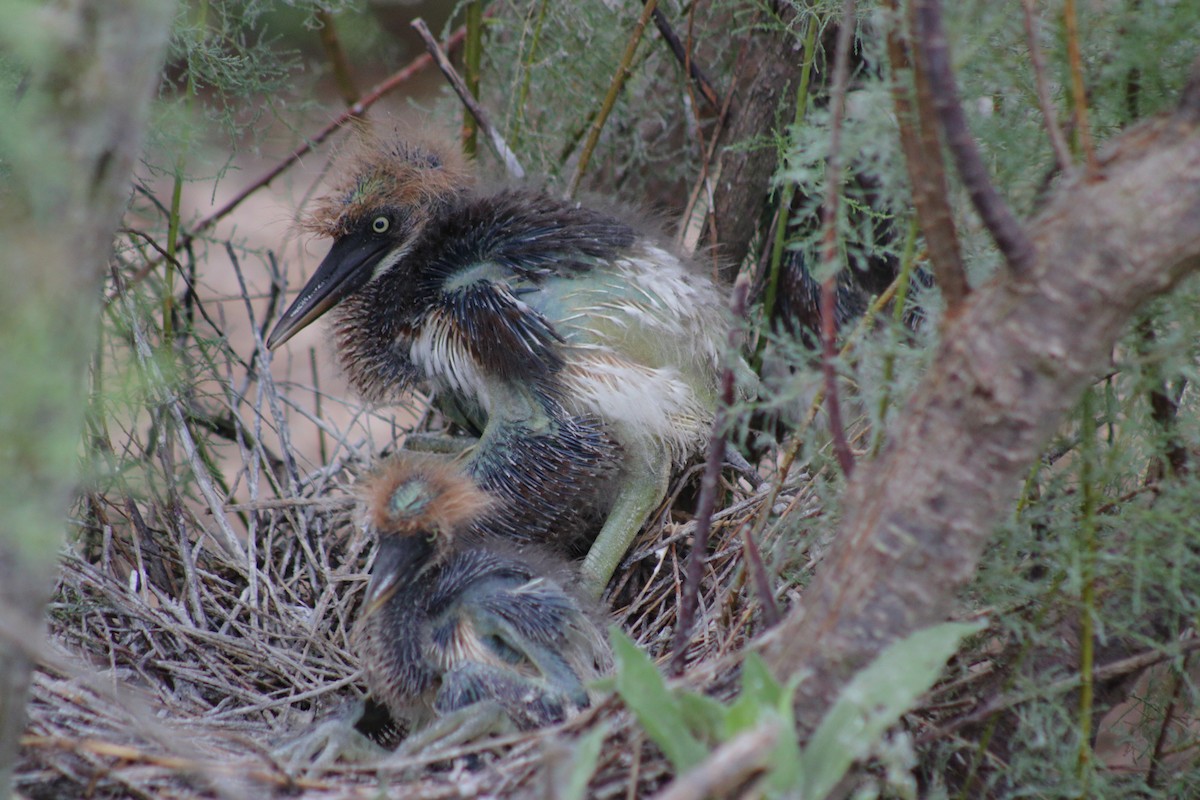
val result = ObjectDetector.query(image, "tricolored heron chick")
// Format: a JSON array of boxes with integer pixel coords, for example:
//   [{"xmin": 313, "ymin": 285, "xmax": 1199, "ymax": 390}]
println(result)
[
  {"xmin": 358, "ymin": 454, "xmax": 609, "ymax": 742},
  {"xmin": 267, "ymin": 132, "xmax": 729, "ymax": 597}
]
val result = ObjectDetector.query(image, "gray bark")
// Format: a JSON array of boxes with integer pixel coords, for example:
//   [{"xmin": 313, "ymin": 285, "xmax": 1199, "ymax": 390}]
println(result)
[
  {"xmin": 762, "ymin": 69, "xmax": 1200, "ymax": 730},
  {"xmin": 0, "ymin": 2, "xmax": 174, "ymax": 794},
  {"xmin": 705, "ymin": 8, "xmax": 806, "ymax": 282}
]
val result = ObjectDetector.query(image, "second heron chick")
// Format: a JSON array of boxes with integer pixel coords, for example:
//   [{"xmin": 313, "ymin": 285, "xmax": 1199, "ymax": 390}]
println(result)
[{"xmin": 357, "ymin": 453, "xmax": 611, "ymax": 742}]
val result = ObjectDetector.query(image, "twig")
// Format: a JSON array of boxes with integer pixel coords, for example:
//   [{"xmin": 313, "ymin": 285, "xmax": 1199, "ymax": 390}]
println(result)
[
  {"xmin": 818, "ymin": 4, "xmax": 858, "ymax": 479},
  {"xmin": 1020, "ymin": 0, "xmax": 1072, "ymax": 173},
  {"xmin": 651, "ymin": 722, "xmax": 778, "ymax": 800},
  {"xmin": 411, "ymin": 18, "xmax": 525, "ymax": 180},
  {"xmin": 1146, "ymin": 650, "xmax": 1190, "ymax": 789},
  {"xmin": 914, "ymin": 0, "xmax": 1036, "ymax": 275},
  {"xmin": 1063, "ymin": 0, "xmax": 1097, "ymax": 171},
  {"xmin": 670, "ymin": 276, "xmax": 749, "ymax": 676},
  {"xmin": 644, "ymin": 0, "xmax": 720, "ymax": 109},
  {"xmin": 113, "ymin": 268, "xmax": 247, "ymax": 565},
  {"xmin": 568, "ymin": 0, "xmax": 660, "ymax": 197},
  {"xmin": 886, "ymin": 1, "xmax": 968, "ymax": 314},
  {"xmin": 756, "ymin": 18, "xmax": 818, "ymax": 370},
  {"xmin": 227, "ymin": 243, "xmax": 302, "ymax": 493},
  {"xmin": 105, "ymin": 28, "xmax": 467, "ymax": 306},
  {"xmin": 917, "ymin": 635, "xmax": 1200, "ymax": 744},
  {"xmin": 740, "ymin": 522, "xmax": 780, "ymax": 629},
  {"xmin": 221, "ymin": 497, "xmax": 352, "ymax": 513},
  {"xmin": 315, "ymin": 9, "xmax": 360, "ymax": 108}
]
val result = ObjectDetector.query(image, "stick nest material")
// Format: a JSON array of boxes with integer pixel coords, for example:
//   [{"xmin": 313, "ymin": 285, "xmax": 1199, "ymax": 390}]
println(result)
[{"xmin": 17, "ymin": 313, "xmax": 813, "ymax": 799}]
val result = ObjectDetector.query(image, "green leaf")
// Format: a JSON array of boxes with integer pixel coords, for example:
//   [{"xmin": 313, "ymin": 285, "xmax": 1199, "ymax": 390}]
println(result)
[
  {"xmin": 801, "ymin": 620, "xmax": 985, "ymax": 800},
  {"xmin": 610, "ymin": 627, "xmax": 708, "ymax": 771},
  {"xmin": 742, "ymin": 653, "xmax": 786, "ymax": 707},
  {"xmin": 677, "ymin": 690, "xmax": 728, "ymax": 743},
  {"xmin": 561, "ymin": 724, "xmax": 608, "ymax": 800}
]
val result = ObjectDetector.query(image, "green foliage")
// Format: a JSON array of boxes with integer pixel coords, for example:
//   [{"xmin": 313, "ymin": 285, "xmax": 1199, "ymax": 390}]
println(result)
[
  {"xmin": 611, "ymin": 628, "xmax": 710, "ymax": 771},
  {"xmin": 21, "ymin": 0, "xmax": 1200, "ymax": 796},
  {"xmin": 561, "ymin": 723, "xmax": 609, "ymax": 800},
  {"xmin": 613, "ymin": 622, "xmax": 981, "ymax": 797}
]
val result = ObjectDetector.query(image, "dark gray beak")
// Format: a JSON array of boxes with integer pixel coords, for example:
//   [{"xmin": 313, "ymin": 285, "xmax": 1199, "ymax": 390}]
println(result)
[
  {"xmin": 363, "ymin": 534, "xmax": 434, "ymax": 614},
  {"xmin": 266, "ymin": 234, "xmax": 393, "ymax": 349}
]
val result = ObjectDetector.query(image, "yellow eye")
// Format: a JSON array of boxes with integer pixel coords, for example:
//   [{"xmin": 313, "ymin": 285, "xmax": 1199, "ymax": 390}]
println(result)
[{"xmin": 371, "ymin": 216, "xmax": 390, "ymax": 234}]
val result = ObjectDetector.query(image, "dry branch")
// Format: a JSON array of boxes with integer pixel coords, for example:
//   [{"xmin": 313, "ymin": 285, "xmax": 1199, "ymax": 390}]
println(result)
[
  {"xmin": 887, "ymin": 1, "xmax": 969, "ymax": 314},
  {"xmin": 914, "ymin": 0, "xmax": 1037, "ymax": 275},
  {"xmin": 412, "ymin": 18, "xmax": 525, "ymax": 180},
  {"xmin": 764, "ymin": 63, "xmax": 1200, "ymax": 733}
]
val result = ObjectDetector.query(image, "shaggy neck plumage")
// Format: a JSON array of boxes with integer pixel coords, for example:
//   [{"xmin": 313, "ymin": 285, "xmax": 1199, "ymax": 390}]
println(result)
[{"xmin": 330, "ymin": 189, "xmax": 637, "ymax": 404}]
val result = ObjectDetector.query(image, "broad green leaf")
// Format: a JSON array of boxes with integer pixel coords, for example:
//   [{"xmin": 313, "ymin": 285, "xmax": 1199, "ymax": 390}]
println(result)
[
  {"xmin": 561, "ymin": 724, "xmax": 608, "ymax": 800},
  {"xmin": 610, "ymin": 627, "xmax": 708, "ymax": 771},
  {"xmin": 677, "ymin": 690, "xmax": 728, "ymax": 743},
  {"xmin": 742, "ymin": 653, "xmax": 786, "ymax": 707},
  {"xmin": 801, "ymin": 620, "xmax": 985, "ymax": 800}
]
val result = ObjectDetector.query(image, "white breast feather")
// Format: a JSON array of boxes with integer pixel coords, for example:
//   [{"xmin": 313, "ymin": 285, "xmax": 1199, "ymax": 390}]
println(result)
[
  {"xmin": 563, "ymin": 353, "xmax": 711, "ymax": 465},
  {"xmin": 410, "ymin": 311, "xmax": 493, "ymax": 411}
]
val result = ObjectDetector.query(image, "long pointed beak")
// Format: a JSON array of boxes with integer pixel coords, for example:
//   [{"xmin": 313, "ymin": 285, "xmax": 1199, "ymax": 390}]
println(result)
[
  {"xmin": 266, "ymin": 234, "xmax": 393, "ymax": 349},
  {"xmin": 362, "ymin": 534, "xmax": 433, "ymax": 615}
]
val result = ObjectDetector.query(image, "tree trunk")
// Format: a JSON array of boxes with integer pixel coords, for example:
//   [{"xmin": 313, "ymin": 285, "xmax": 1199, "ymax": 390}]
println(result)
[
  {"xmin": 705, "ymin": 6, "xmax": 805, "ymax": 282},
  {"xmin": 0, "ymin": 2, "xmax": 174, "ymax": 794},
  {"xmin": 762, "ymin": 67, "xmax": 1200, "ymax": 731}
]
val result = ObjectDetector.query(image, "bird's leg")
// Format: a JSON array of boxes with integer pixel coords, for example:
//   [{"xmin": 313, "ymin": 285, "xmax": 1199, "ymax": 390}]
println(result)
[
  {"xmin": 393, "ymin": 701, "xmax": 514, "ymax": 759},
  {"xmin": 401, "ymin": 432, "xmax": 477, "ymax": 455},
  {"xmin": 579, "ymin": 441, "xmax": 671, "ymax": 599},
  {"xmin": 723, "ymin": 448, "xmax": 765, "ymax": 490},
  {"xmin": 272, "ymin": 698, "xmax": 391, "ymax": 769}
]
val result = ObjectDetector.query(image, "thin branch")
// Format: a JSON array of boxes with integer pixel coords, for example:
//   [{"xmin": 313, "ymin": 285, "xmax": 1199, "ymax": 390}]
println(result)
[
  {"xmin": 568, "ymin": 0, "xmax": 659, "ymax": 197},
  {"xmin": 412, "ymin": 18, "xmax": 525, "ymax": 180},
  {"xmin": 1146, "ymin": 651, "xmax": 1191, "ymax": 789},
  {"xmin": 1063, "ymin": 0, "xmax": 1097, "ymax": 171},
  {"xmin": 315, "ymin": 9, "xmax": 360, "ymax": 107},
  {"xmin": 1020, "ymin": 0, "xmax": 1073, "ymax": 173},
  {"xmin": 644, "ymin": 0, "xmax": 720, "ymax": 109},
  {"xmin": 917, "ymin": 636, "xmax": 1200, "ymax": 744},
  {"xmin": 914, "ymin": 0, "xmax": 1036, "ymax": 275},
  {"xmin": 670, "ymin": 276, "xmax": 750, "ymax": 676},
  {"xmin": 818, "ymin": 3, "xmax": 859, "ymax": 479},
  {"xmin": 741, "ymin": 522, "xmax": 781, "ymax": 629},
  {"xmin": 886, "ymin": 1, "xmax": 968, "ymax": 314},
  {"xmin": 106, "ymin": 27, "xmax": 468, "ymax": 306}
]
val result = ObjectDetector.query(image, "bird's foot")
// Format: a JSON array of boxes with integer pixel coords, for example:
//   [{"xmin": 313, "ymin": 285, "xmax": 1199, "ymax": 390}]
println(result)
[
  {"xmin": 390, "ymin": 701, "xmax": 514, "ymax": 761},
  {"xmin": 723, "ymin": 448, "xmax": 765, "ymax": 490},
  {"xmin": 272, "ymin": 700, "xmax": 391, "ymax": 771}
]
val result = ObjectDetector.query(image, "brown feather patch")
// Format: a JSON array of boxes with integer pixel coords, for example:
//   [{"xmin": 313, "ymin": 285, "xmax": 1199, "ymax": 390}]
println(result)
[
  {"xmin": 304, "ymin": 129, "xmax": 471, "ymax": 239},
  {"xmin": 362, "ymin": 453, "xmax": 493, "ymax": 538}
]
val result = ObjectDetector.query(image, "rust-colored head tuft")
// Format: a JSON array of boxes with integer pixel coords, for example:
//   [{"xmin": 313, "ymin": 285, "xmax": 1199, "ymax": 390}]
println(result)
[
  {"xmin": 303, "ymin": 127, "xmax": 471, "ymax": 239},
  {"xmin": 363, "ymin": 453, "xmax": 492, "ymax": 539}
]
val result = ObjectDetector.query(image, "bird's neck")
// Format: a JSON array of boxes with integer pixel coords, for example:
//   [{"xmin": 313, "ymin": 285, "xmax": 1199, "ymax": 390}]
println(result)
[{"xmin": 331, "ymin": 190, "xmax": 637, "ymax": 407}]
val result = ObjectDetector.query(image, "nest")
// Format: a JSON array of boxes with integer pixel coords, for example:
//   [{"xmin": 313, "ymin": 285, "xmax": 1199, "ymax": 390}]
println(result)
[{"xmin": 17, "ymin": 317, "xmax": 813, "ymax": 799}]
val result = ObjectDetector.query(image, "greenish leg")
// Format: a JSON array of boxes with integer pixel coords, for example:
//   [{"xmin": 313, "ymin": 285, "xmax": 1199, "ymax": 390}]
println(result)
[
  {"xmin": 391, "ymin": 701, "xmax": 513, "ymax": 759},
  {"xmin": 402, "ymin": 431, "xmax": 477, "ymax": 455},
  {"xmin": 579, "ymin": 442, "xmax": 671, "ymax": 599},
  {"xmin": 273, "ymin": 699, "xmax": 390, "ymax": 769}
]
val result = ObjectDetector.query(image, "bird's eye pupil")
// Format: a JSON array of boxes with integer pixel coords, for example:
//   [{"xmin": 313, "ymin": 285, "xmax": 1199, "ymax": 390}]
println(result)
[{"xmin": 372, "ymin": 216, "xmax": 390, "ymax": 234}]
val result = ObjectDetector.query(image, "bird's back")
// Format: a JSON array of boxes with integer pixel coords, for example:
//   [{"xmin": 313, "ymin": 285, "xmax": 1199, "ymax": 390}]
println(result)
[{"xmin": 357, "ymin": 543, "xmax": 606, "ymax": 733}]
